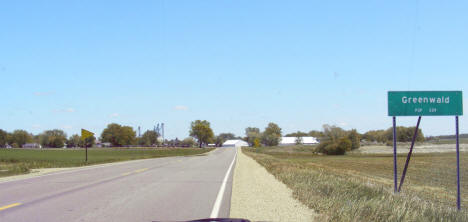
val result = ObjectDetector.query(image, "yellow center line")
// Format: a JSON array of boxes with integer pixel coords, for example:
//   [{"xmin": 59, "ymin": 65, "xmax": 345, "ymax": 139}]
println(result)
[
  {"xmin": 134, "ymin": 168, "xmax": 148, "ymax": 173},
  {"xmin": 0, "ymin": 203, "xmax": 21, "ymax": 211},
  {"xmin": 121, "ymin": 168, "xmax": 149, "ymax": 176}
]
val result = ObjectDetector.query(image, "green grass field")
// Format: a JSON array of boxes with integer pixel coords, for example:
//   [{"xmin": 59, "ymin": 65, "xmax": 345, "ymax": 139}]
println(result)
[
  {"xmin": 243, "ymin": 146, "xmax": 468, "ymax": 221},
  {"xmin": 0, "ymin": 148, "xmax": 213, "ymax": 177}
]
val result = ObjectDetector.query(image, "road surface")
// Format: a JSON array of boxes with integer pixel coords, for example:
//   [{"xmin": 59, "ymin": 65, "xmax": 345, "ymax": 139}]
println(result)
[{"xmin": 0, "ymin": 148, "xmax": 237, "ymax": 222}]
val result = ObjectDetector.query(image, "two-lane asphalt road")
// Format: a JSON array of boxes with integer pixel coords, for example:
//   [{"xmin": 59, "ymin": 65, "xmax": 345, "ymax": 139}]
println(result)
[{"xmin": 0, "ymin": 148, "xmax": 237, "ymax": 222}]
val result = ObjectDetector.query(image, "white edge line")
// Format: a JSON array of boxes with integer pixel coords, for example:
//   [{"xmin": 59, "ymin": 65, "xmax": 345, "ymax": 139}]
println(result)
[{"xmin": 210, "ymin": 148, "xmax": 238, "ymax": 218}]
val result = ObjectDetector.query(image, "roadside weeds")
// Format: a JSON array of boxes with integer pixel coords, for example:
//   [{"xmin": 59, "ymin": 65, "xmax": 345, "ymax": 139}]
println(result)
[{"xmin": 243, "ymin": 148, "xmax": 468, "ymax": 222}]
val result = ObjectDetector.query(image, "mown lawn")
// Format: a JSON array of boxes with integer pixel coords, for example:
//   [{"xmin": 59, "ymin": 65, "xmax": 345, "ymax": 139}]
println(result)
[
  {"xmin": 0, "ymin": 148, "xmax": 213, "ymax": 177},
  {"xmin": 243, "ymin": 146, "xmax": 468, "ymax": 222}
]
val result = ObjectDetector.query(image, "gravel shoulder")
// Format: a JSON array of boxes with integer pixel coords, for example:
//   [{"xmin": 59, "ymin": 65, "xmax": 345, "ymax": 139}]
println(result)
[{"xmin": 230, "ymin": 147, "xmax": 317, "ymax": 221}]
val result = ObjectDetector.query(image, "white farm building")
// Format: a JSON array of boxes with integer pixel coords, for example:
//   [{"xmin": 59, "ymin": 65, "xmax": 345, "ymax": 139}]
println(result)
[
  {"xmin": 222, "ymin": 140, "xmax": 249, "ymax": 148},
  {"xmin": 22, "ymin": 143, "xmax": 42, "ymax": 149},
  {"xmin": 279, "ymin": 137, "xmax": 319, "ymax": 146}
]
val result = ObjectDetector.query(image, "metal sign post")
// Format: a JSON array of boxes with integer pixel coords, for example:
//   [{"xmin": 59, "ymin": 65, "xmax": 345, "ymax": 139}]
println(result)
[
  {"xmin": 398, "ymin": 116, "xmax": 421, "ymax": 192},
  {"xmin": 388, "ymin": 91, "xmax": 463, "ymax": 210},
  {"xmin": 85, "ymin": 144, "xmax": 88, "ymax": 162},
  {"xmin": 456, "ymin": 115, "xmax": 461, "ymax": 210},
  {"xmin": 81, "ymin": 129, "xmax": 94, "ymax": 163},
  {"xmin": 392, "ymin": 116, "xmax": 398, "ymax": 193}
]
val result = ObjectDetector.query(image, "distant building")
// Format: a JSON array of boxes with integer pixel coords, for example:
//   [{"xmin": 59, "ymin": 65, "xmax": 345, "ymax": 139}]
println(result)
[
  {"xmin": 1, "ymin": 144, "xmax": 12, "ymax": 149},
  {"xmin": 95, "ymin": 141, "xmax": 112, "ymax": 148},
  {"xmin": 222, "ymin": 140, "xmax": 249, "ymax": 148},
  {"xmin": 22, "ymin": 143, "xmax": 42, "ymax": 149},
  {"xmin": 279, "ymin": 137, "xmax": 318, "ymax": 146}
]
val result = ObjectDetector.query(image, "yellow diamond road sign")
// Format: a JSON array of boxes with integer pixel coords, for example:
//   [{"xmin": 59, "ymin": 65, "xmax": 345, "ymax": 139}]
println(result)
[{"xmin": 81, "ymin": 129, "xmax": 94, "ymax": 140}]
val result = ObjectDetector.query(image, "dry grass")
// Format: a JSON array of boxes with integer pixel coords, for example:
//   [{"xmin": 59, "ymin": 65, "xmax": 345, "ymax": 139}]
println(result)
[
  {"xmin": 357, "ymin": 143, "xmax": 468, "ymax": 154},
  {"xmin": 243, "ymin": 146, "xmax": 468, "ymax": 221},
  {"xmin": 429, "ymin": 138, "xmax": 468, "ymax": 145}
]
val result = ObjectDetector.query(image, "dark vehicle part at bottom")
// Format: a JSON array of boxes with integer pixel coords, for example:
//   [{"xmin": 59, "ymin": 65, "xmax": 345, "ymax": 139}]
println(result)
[{"xmin": 153, "ymin": 218, "xmax": 250, "ymax": 222}]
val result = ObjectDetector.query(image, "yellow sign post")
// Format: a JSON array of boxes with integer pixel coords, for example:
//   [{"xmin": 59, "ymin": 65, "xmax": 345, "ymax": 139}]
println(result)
[{"xmin": 81, "ymin": 129, "xmax": 94, "ymax": 162}]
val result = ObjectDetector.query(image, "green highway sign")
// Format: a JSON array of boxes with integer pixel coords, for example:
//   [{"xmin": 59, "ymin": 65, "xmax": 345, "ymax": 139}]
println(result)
[{"xmin": 388, "ymin": 91, "xmax": 463, "ymax": 116}]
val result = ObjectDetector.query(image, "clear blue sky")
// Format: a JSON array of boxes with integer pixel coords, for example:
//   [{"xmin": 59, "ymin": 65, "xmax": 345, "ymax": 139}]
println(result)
[{"xmin": 1, "ymin": 1, "xmax": 467, "ymax": 139}]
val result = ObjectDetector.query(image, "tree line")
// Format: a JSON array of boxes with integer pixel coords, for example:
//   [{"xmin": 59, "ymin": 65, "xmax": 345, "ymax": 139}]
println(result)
[
  {"xmin": 188, "ymin": 121, "xmax": 284, "ymax": 148},
  {"xmin": 0, "ymin": 121, "xmax": 241, "ymax": 149},
  {"xmin": 0, "ymin": 121, "xmax": 425, "ymax": 152},
  {"xmin": 0, "ymin": 129, "xmax": 74, "ymax": 148},
  {"xmin": 315, "ymin": 125, "xmax": 361, "ymax": 155},
  {"xmin": 361, "ymin": 127, "xmax": 424, "ymax": 144},
  {"xmin": 426, "ymin": 133, "xmax": 468, "ymax": 141},
  {"xmin": 0, "ymin": 123, "xmax": 160, "ymax": 148},
  {"xmin": 242, "ymin": 124, "xmax": 426, "ymax": 156},
  {"xmin": 244, "ymin": 123, "xmax": 282, "ymax": 147}
]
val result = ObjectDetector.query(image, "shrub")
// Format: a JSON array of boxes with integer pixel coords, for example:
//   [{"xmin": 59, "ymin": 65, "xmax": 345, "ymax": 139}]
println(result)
[
  {"xmin": 385, "ymin": 140, "xmax": 393, "ymax": 146},
  {"xmin": 348, "ymin": 129, "xmax": 361, "ymax": 150},
  {"xmin": 317, "ymin": 140, "xmax": 347, "ymax": 155},
  {"xmin": 339, "ymin": 137, "xmax": 352, "ymax": 151},
  {"xmin": 316, "ymin": 141, "xmax": 331, "ymax": 154},
  {"xmin": 261, "ymin": 123, "xmax": 282, "ymax": 146},
  {"xmin": 295, "ymin": 136, "xmax": 303, "ymax": 145},
  {"xmin": 325, "ymin": 143, "xmax": 340, "ymax": 155}
]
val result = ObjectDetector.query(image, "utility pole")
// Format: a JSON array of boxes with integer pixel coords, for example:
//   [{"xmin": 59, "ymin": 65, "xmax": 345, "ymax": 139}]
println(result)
[
  {"xmin": 153, "ymin": 123, "xmax": 165, "ymax": 145},
  {"xmin": 161, "ymin": 123, "xmax": 165, "ymax": 144}
]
